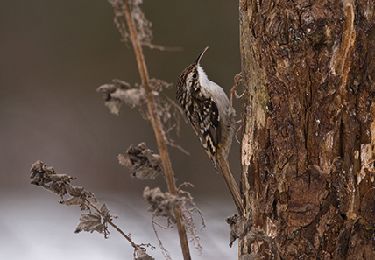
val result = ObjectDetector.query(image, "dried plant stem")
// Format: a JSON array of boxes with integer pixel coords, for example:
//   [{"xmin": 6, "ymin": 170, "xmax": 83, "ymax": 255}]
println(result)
[
  {"xmin": 122, "ymin": 2, "xmax": 191, "ymax": 260},
  {"xmin": 85, "ymin": 199, "xmax": 140, "ymax": 250},
  {"xmin": 30, "ymin": 160, "xmax": 153, "ymax": 258}
]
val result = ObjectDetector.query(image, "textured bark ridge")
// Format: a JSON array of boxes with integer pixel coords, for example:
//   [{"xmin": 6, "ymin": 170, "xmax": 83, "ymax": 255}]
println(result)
[{"xmin": 239, "ymin": 0, "xmax": 375, "ymax": 259}]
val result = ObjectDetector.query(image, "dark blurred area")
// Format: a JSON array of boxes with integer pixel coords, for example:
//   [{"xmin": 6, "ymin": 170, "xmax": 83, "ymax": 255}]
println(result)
[{"xmin": 0, "ymin": 1, "xmax": 240, "ymax": 259}]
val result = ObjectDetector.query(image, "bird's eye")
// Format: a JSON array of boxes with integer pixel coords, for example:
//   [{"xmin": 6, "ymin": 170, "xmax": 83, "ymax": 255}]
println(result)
[{"xmin": 192, "ymin": 73, "xmax": 197, "ymax": 79}]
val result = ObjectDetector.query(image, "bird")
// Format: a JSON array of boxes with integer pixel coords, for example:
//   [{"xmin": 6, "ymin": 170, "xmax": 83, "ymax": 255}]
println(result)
[
  {"xmin": 176, "ymin": 47, "xmax": 244, "ymax": 214},
  {"xmin": 176, "ymin": 46, "xmax": 236, "ymax": 166}
]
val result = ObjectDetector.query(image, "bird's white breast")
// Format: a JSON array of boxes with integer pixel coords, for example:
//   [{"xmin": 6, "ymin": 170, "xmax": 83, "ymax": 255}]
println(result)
[{"xmin": 197, "ymin": 65, "xmax": 231, "ymax": 113}]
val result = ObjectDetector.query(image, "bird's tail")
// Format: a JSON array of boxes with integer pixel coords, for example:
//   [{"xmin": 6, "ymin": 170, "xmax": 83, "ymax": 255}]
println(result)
[{"xmin": 216, "ymin": 150, "xmax": 244, "ymax": 215}]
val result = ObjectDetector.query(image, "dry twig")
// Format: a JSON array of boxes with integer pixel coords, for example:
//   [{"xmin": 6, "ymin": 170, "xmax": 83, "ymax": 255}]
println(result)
[
  {"xmin": 109, "ymin": 1, "xmax": 192, "ymax": 259},
  {"xmin": 30, "ymin": 160, "xmax": 154, "ymax": 260}
]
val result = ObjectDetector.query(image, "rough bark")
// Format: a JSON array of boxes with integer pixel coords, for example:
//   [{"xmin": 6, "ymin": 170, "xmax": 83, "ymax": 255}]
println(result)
[{"xmin": 239, "ymin": 0, "xmax": 375, "ymax": 259}]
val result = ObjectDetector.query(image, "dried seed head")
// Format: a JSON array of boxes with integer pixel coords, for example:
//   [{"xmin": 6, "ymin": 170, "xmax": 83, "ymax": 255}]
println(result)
[{"xmin": 118, "ymin": 143, "xmax": 162, "ymax": 180}]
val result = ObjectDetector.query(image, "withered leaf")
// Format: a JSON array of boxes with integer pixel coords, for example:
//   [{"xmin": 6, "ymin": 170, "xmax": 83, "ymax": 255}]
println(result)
[
  {"xmin": 118, "ymin": 143, "xmax": 162, "ymax": 180},
  {"xmin": 74, "ymin": 213, "xmax": 108, "ymax": 237},
  {"xmin": 105, "ymin": 100, "xmax": 122, "ymax": 115},
  {"xmin": 62, "ymin": 197, "xmax": 84, "ymax": 206},
  {"xmin": 97, "ymin": 80, "xmax": 145, "ymax": 115},
  {"xmin": 108, "ymin": 0, "xmax": 153, "ymax": 47},
  {"xmin": 100, "ymin": 203, "xmax": 111, "ymax": 221},
  {"xmin": 66, "ymin": 185, "xmax": 85, "ymax": 197},
  {"xmin": 30, "ymin": 160, "xmax": 74, "ymax": 188},
  {"xmin": 134, "ymin": 248, "xmax": 154, "ymax": 260},
  {"xmin": 143, "ymin": 186, "xmax": 180, "ymax": 222},
  {"xmin": 149, "ymin": 78, "xmax": 172, "ymax": 92}
]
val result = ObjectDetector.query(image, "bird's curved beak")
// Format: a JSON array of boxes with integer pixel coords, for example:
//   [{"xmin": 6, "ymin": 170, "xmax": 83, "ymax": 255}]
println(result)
[{"xmin": 195, "ymin": 46, "xmax": 209, "ymax": 65}]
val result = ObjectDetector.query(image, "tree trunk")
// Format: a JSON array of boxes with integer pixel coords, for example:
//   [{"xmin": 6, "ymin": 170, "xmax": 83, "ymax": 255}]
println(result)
[{"xmin": 239, "ymin": 0, "xmax": 375, "ymax": 259}]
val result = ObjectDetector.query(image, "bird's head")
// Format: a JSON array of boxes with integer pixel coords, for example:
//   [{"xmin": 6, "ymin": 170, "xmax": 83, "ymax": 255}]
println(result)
[{"xmin": 177, "ymin": 46, "xmax": 209, "ymax": 91}]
